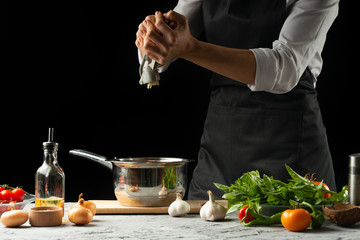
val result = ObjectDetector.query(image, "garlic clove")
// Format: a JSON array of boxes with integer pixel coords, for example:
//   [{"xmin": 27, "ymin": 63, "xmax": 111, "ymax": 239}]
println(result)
[
  {"xmin": 168, "ymin": 192, "xmax": 191, "ymax": 217},
  {"xmin": 200, "ymin": 190, "xmax": 227, "ymax": 221},
  {"xmin": 159, "ymin": 181, "xmax": 168, "ymax": 196},
  {"xmin": 159, "ymin": 186, "xmax": 168, "ymax": 196}
]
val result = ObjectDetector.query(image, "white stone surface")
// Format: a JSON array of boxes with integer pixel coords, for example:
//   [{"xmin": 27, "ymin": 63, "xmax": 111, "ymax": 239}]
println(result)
[{"xmin": 1, "ymin": 203, "xmax": 359, "ymax": 239}]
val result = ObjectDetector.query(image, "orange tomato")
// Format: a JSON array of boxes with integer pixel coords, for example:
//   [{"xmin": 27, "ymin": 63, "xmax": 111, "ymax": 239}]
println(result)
[
  {"xmin": 313, "ymin": 181, "xmax": 331, "ymax": 198},
  {"xmin": 281, "ymin": 209, "xmax": 311, "ymax": 232}
]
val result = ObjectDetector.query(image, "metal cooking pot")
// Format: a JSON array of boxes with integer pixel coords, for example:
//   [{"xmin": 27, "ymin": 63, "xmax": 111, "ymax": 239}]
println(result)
[{"xmin": 69, "ymin": 149, "xmax": 192, "ymax": 207}]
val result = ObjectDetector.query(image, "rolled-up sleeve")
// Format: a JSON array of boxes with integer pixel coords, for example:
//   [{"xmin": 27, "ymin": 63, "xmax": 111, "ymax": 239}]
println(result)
[
  {"xmin": 174, "ymin": 0, "xmax": 203, "ymax": 37},
  {"xmin": 249, "ymin": 0, "xmax": 339, "ymax": 94}
]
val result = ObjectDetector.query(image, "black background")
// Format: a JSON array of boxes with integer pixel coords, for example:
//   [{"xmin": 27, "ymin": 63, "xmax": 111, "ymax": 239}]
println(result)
[{"xmin": 1, "ymin": 1, "xmax": 358, "ymax": 201}]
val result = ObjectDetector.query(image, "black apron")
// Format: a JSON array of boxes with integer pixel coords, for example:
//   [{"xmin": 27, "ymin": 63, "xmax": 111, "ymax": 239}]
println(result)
[{"xmin": 188, "ymin": 0, "xmax": 336, "ymax": 200}]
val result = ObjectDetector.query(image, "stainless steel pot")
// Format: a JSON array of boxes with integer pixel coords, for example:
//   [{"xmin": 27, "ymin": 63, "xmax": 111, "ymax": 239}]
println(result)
[{"xmin": 69, "ymin": 149, "xmax": 192, "ymax": 207}]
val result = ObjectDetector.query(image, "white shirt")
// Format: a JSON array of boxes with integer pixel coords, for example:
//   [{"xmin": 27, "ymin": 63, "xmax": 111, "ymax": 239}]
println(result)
[{"xmin": 143, "ymin": 0, "xmax": 339, "ymax": 94}]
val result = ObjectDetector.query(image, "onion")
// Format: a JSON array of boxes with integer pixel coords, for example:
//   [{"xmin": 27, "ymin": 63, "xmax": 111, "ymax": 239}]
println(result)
[
  {"xmin": 83, "ymin": 201, "xmax": 96, "ymax": 216},
  {"xmin": 70, "ymin": 193, "xmax": 97, "ymax": 216},
  {"xmin": 68, "ymin": 196, "xmax": 93, "ymax": 225}
]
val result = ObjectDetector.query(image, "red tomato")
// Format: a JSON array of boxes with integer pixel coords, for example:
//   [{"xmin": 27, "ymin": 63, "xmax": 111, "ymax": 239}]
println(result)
[
  {"xmin": 0, "ymin": 190, "xmax": 12, "ymax": 201},
  {"xmin": 313, "ymin": 181, "xmax": 331, "ymax": 198},
  {"xmin": 0, "ymin": 187, "xmax": 5, "ymax": 192},
  {"xmin": 238, "ymin": 205, "xmax": 256, "ymax": 223},
  {"xmin": 11, "ymin": 188, "xmax": 25, "ymax": 202},
  {"xmin": 281, "ymin": 209, "xmax": 311, "ymax": 232}
]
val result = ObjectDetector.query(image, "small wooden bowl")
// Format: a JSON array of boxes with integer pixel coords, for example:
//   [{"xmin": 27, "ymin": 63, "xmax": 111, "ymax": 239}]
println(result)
[
  {"xmin": 323, "ymin": 202, "xmax": 360, "ymax": 226},
  {"xmin": 29, "ymin": 206, "xmax": 63, "ymax": 227}
]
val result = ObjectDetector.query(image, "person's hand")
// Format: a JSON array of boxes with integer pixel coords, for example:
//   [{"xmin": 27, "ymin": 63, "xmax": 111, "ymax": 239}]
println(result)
[
  {"xmin": 135, "ymin": 14, "xmax": 155, "ymax": 58},
  {"xmin": 135, "ymin": 10, "xmax": 196, "ymax": 65}
]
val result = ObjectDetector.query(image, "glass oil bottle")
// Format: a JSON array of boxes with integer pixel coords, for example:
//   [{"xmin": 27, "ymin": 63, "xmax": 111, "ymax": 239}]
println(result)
[{"xmin": 35, "ymin": 128, "xmax": 65, "ymax": 215}]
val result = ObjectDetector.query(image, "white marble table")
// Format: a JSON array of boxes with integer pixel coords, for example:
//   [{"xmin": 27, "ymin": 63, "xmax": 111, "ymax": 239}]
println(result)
[{"xmin": 1, "ymin": 203, "xmax": 359, "ymax": 240}]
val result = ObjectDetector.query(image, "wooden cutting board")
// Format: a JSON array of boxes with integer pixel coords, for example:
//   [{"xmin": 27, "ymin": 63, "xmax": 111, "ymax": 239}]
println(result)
[{"xmin": 90, "ymin": 200, "xmax": 228, "ymax": 214}]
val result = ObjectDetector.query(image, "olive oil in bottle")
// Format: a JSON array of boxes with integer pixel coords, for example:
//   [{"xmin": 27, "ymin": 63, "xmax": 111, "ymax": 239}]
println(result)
[
  {"xmin": 35, "ymin": 197, "xmax": 64, "ymax": 210},
  {"xmin": 35, "ymin": 128, "xmax": 65, "ymax": 215}
]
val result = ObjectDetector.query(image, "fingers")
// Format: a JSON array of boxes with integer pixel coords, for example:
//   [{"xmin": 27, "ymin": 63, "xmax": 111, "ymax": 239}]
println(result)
[
  {"xmin": 163, "ymin": 10, "xmax": 186, "ymax": 27},
  {"xmin": 136, "ymin": 27, "xmax": 144, "ymax": 46},
  {"xmin": 144, "ymin": 45, "xmax": 162, "ymax": 63},
  {"xmin": 136, "ymin": 19, "xmax": 163, "ymax": 62},
  {"xmin": 154, "ymin": 11, "xmax": 172, "ymax": 34},
  {"xmin": 135, "ymin": 11, "xmax": 185, "ymax": 64},
  {"xmin": 136, "ymin": 11, "xmax": 177, "ymax": 50},
  {"xmin": 145, "ymin": 15, "xmax": 156, "ymax": 23},
  {"xmin": 145, "ymin": 20, "xmax": 166, "ymax": 47},
  {"xmin": 136, "ymin": 15, "xmax": 154, "ymax": 50},
  {"xmin": 137, "ymin": 16, "xmax": 154, "ymax": 39}
]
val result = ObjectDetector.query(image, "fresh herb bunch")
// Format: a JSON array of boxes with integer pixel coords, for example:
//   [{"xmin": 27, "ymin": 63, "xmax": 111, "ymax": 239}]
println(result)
[
  {"xmin": 163, "ymin": 167, "xmax": 177, "ymax": 189},
  {"xmin": 215, "ymin": 165, "xmax": 348, "ymax": 214}
]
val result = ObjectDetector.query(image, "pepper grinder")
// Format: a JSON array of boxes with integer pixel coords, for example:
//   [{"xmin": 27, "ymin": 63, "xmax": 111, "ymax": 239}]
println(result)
[{"xmin": 349, "ymin": 153, "xmax": 360, "ymax": 205}]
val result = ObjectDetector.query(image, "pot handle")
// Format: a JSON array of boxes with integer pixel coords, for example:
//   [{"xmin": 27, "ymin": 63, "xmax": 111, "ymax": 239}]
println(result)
[{"xmin": 69, "ymin": 149, "xmax": 113, "ymax": 171}]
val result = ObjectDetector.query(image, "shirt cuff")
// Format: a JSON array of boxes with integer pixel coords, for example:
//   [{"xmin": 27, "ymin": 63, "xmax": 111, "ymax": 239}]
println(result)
[
  {"xmin": 248, "ymin": 48, "xmax": 278, "ymax": 92},
  {"xmin": 249, "ymin": 41, "xmax": 300, "ymax": 94}
]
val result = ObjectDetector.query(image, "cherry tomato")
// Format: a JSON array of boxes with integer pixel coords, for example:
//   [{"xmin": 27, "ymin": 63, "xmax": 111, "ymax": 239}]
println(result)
[
  {"xmin": 238, "ymin": 205, "xmax": 256, "ymax": 223},
  {"xmin": 313, "ymin": 181, "xmax": 331, "ymax": 198},
  {"xmin": 0, "ymin": 187, "xmax": 5, "ymax": 192},
  {"xmin": 11, "ymin": 188, "xmax": 25, "ymax": 202},
  {"xmin": 0, "ymin": 190, "xmax": 12, "ymax": 202},
  {"xmin": 281, "ymin": 209, "xmax": 311, "ymax": 232}
]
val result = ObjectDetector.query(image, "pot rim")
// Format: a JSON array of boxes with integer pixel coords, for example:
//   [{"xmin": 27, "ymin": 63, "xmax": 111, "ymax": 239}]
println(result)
[{"xmin": 110, "ymin": 157, "xmax": 192, "ymax": 168}]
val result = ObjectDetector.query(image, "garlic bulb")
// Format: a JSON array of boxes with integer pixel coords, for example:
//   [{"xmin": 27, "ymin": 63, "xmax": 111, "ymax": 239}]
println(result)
[
  {"xmin": 200, "ymin": 190, "xmax": 227, "ymax": 221},
  {"xmin": 168, "ymin": 192, "xmax": 191, "ymax": 217}
]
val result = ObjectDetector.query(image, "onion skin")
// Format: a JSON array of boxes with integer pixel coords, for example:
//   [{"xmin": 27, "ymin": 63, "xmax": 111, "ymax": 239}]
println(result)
[
  {"xmin": 68, "ymin": 206, "xmax": 93, "ymax": 225},
  {"xmin": 70, "ymin": 193, "xmax": 97, "ymax": 216},
  {"xmin": 68, "ymin": 197, "xmax": 93, "ymax": 225},
  {"xmin": 1, "ymin": 210, "xmax": 29, "ymax": 227},
  {"xmin": 83, "ymin": 201, "xmax": 96, "ymax": 216},
  {"xmin": 70, "ymin": 200, "xmax": 97, "ymax": 216}
]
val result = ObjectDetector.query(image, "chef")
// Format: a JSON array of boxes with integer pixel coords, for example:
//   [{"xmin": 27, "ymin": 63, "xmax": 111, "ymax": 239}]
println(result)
[{"xmin": 135, "ymin": 0, "xmax": 339, "ymax": 200}]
